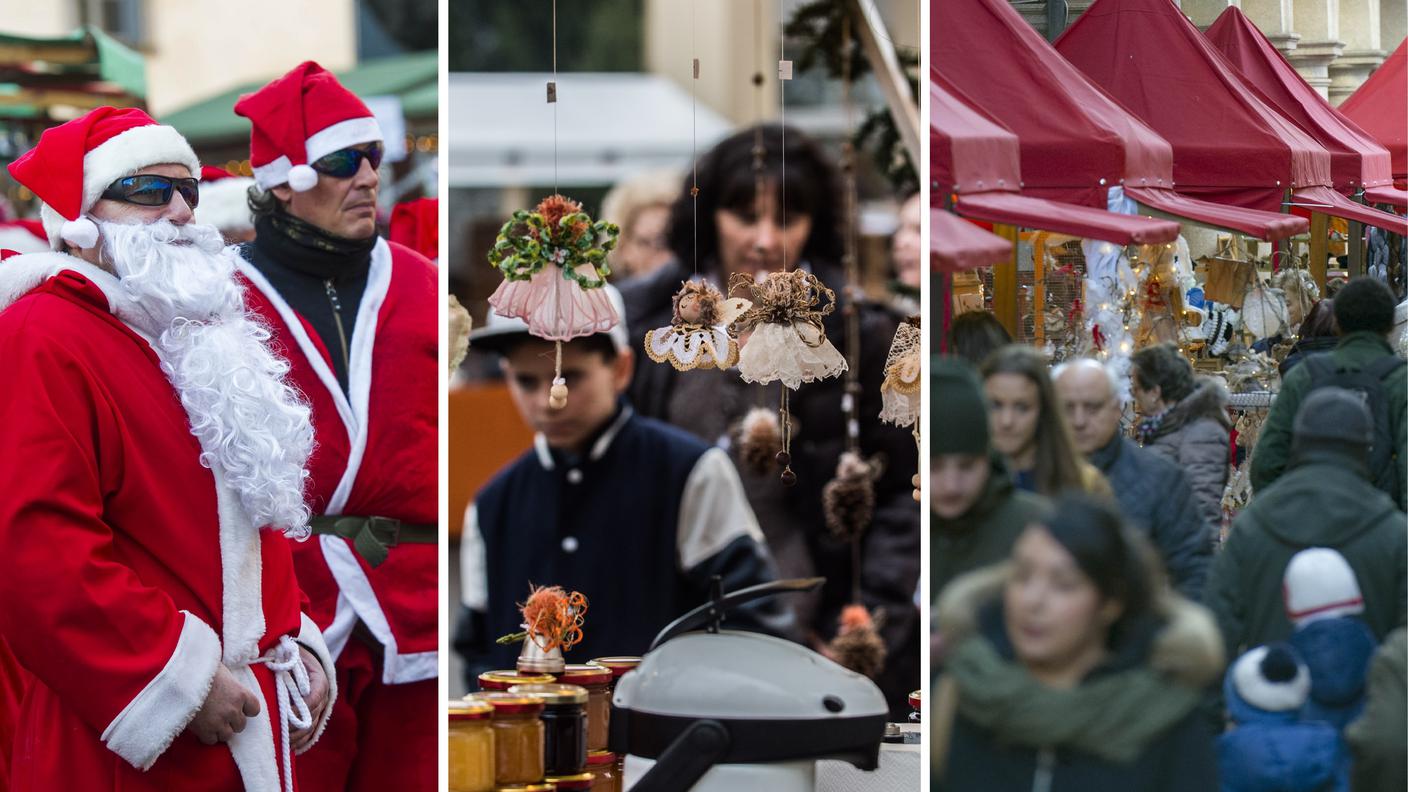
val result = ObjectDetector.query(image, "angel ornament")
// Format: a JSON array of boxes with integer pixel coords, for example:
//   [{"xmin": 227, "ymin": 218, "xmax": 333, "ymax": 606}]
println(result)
[
  {"xmin": 728, "ymin": 270, "xmax": 848, "ymax": 388},
  {"xmin": 879, "ymin": 315, "xmax": 921, "ymax": 429},
  {"xmin": 488, "ymin": 195, "xmax": 620, "ymax": 409},
  {"xmin": 644, "ymin": 281, "xmax": 750, "ymax": 371}
]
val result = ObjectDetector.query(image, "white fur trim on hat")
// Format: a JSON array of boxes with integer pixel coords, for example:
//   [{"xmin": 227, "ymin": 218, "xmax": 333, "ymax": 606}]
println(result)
[
  {"xmin": 304, "ymin": 116, "xmax": 382, "ymax": 164},
  {"xmin": 193, "ymin": 176, "xmax": 257, "ymax": 232},
  {"xmin": 35, "ymin": 124, "xmax": 200, "ymax": 250},
  {"xmin": 1232, "ymin": 645, "xmax": 1310, "ymax": 712},
  {"xmin": 1283, "ymin": 547, "xmax": 1364, "ymax": 627}
]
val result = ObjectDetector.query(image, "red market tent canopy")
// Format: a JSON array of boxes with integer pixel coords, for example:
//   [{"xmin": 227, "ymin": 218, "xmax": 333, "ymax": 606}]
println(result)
[
  {"xmin": 932, "ymin": 208, "xmax": 1013, "ymax": 273},
  {"xmin": 1207, "ymin": 7, "xmax": 1407, "ymax": 213},
  {"xmin": 931, "ymin": 71, "xmax": 1180, "ymax": 245},
  {"xmin": 1340, "ymin": 39, "xmax": 1408, "ymax": 186},
  {"xmin": 1055, "ymin": 0, "xmax": 1332, "ymax": 219},
  {"xmin": 934, "ymin": 0, "xmax": 1306, "ymax": 240}
]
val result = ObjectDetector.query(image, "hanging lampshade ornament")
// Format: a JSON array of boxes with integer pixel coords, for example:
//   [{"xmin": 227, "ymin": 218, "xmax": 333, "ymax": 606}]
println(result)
[
  {"xmin": 645, "ymin": 281, "xmax": 751, "ymax": 371},
  {"xmin": 488, "ymin": 195, "xmax": 620, "ymax": 409}
]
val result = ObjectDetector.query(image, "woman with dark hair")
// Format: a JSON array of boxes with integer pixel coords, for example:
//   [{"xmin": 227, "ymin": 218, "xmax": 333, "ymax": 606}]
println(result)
[
  {"xmin": 948, "ymin": 310, "xmax": 1012, "ymax": 368},
  {"xmin": 933, "ymin": 494, "xmax": 1223, "ymax": 791},
  {"xmin": 979, "ymin": 346, "xmax": 1108, "ymax": 498},
  {"xmin": 1278, "ymin": 299, "xmax": 1338, "ymax": 376},
  {"xmin": 619, "ymin": 124, "xmax": 919, "ymax": 718},
  {"xmin": 1130, "ymin": 343, "xmax": 1231, "ymax": 525}
]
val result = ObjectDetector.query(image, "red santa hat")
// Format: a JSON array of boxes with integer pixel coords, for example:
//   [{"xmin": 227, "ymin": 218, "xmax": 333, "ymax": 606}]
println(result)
[
  {"xmin": 193, "ymin": 165, "xmax": 256, "ymax": 233},
  {"xmin": 1283, "ymin": 547, "xmax": 1364, "ymax": 626},
  {"xmin": 6, "ymin": 106, "xmax": 201, "ymax": 250},
  {"xmin": 389, "ymin": 198, "xmax": 438, "ymax": 261},
  {"xmin": 234, "ymin": 61, "xmax": 382, "ymax": 193}
]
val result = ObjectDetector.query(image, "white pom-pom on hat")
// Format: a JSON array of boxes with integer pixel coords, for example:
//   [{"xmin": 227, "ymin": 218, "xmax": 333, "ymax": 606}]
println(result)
[
  {"xmin": 287, "ymin": 164, "xmax": 318, "ymax": 192},
  {"xmin": 60, "ymin": 217, "xmax": 100, "ymax": 249}
]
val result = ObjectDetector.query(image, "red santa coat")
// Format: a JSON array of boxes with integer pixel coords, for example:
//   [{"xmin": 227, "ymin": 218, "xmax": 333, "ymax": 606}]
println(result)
[
  {"xmin": 237, "ymin": 239, "xmax": 437, "ymax": 683},
  {"xmin": 0, "ymin": 253, "xmax": 335, "ymax": 791}
]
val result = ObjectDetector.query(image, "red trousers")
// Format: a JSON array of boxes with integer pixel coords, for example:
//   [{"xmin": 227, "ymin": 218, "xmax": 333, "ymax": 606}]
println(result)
[{"xmin": 295, "ymin": 637, "xmax": 437, "ymax": 792}]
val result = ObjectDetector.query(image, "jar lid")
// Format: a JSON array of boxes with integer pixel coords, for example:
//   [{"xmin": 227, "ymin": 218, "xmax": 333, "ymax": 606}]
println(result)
[
  {"xmin": 587, "ymin": 656, "xmax": 641, "ymax": 678},
  {"xmin": 507, "ymin": 682, "xmax": 588, "ymax": 705},
  {"xmin": 558, "ymin": 664, "xmax": 611, "ymax": 686},
  {"xmin": 465, "ymin": 691, "xmax": 546, "ymax": 715},
  {"xmin": 447, "ymin": 699, "xmax": 492, "ymax": 721},
  {"xmin": 544, "ymin": 773, "xmax": 594, "ymax": 790},
  {"xmin": 908, "ymin": 690, "xmax": 922, "ymax": 711},
  {"xmin": 586, "ymin": 750, "xmax": 616, "ymax": 765},
  {"xmin": 479, "ymin": 669, "xmax": 556, "ymax": 691}
]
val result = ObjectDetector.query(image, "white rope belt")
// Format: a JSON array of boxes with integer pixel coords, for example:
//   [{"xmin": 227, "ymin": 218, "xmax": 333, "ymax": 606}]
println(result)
[{"xmin": 251, "ymin": 636, "xmax": 312, "ymax": 792}]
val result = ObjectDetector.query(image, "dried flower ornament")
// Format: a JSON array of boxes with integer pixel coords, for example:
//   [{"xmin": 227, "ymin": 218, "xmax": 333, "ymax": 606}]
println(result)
[{"xmin": 497, "ymin": 584, "xmax": 590, "ymax": 674}]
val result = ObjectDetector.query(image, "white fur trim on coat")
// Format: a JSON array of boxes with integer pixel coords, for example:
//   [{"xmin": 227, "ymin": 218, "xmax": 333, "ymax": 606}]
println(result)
[
  {"xmin": 101, "ymin": 611, "xmax": 222, "ymax": 771},
  {"xmin": 37, "ymin": 124, "xmax": 201, "ymax": 249}
]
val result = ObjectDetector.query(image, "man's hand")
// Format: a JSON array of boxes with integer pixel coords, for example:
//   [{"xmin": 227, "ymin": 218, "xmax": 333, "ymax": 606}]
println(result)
[
  {"xmin": 188, "ymin": 664, "xmax": 261, "ymax": 745},
  {"xmin": 289, "ymin": 646, "xmax": 330, "ymax": 753}
]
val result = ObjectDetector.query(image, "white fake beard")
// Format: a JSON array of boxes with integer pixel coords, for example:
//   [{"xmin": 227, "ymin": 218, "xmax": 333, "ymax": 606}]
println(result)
[{"xmin": 100, "ymin": 219, "xmax": 314, "ymax": 538}]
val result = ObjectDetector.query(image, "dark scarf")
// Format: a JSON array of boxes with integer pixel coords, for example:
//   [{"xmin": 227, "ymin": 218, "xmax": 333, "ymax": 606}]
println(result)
[{"xmin": 254, "ymin": 208, "xmax": 377, "ymax": 279}]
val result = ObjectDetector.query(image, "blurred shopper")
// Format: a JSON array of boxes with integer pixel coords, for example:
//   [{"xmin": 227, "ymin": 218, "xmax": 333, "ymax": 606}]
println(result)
[
  {"xmin": 0, "ymin": 107, "xmax": 334, "ymax": 791},
  {"xmin": 887, "ymin": 191, "xmax": 921, "ymax": 315},
  {"xmin": 600, "ymin": 168, "xmax": 677, "ymax": 282},
  {"xmin": 1278, "ymin": 299, "xmax": 1338, "ymax": 377},
  {"xmin": 947, "ymin": 309, "xmax": 1011, "ymax": 367},
  {"xmin": 1054, "ymin": 359, "xmax": 1213, "ymax": 597},
  {"xmin": 1218, "ymin": 643, "xmax": 1345, "ymax": 792},
  {"xmin": 194, "ymin": 165, "xmax": 256, "ymax": 244},
  {"xmin": 458, "ymin": 286, "xmax": 788, "ymax": 679},
  {"xmin": 981, "ymin": 345, "xmax": 1108, "ymax": 498},
  {"xmin": 620, "ymin": 124, "xmax": 918, "ymax": 710},
  {"xmin": 1284, "ymin": 549, "xmax": 1378, "ymax": 731},
  {"xmin": 933, "ymin": 494, "xmax": 1222, "ymax": 792},
  {"xmin": 931, "ymin": 358, "xmax": 1049, "ymax": 598},
  {"xmin": 1205, "ymin": 388, "xmax": 1407, "ymax": 658},
  {"xmin": 1346, "ymin": 627, "xmax": 1407, "ymax": 792},
  {"xmin": 233, "ymin": 63, "xmax": 437, "ymax": 792},
  {"xmin": 1252, "ymin": 277, "xmax": 1406, "ymax": 509},
  {"xmin": 1130, "ymin": 343, "xmax": 1231, "ymax": 526}
]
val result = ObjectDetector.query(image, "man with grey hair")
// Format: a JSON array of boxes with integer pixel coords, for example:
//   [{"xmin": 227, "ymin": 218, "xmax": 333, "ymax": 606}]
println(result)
[{"xmin": 1054, "ymin": 357, "xmax": 1213, "ymax": 597}]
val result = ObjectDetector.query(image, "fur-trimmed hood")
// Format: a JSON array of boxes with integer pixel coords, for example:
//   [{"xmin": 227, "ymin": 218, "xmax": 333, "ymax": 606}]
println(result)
[
  {"xmin": 936, "ymin": 563, "xmax": 1225, "ymax": 690},
  {"xmin": 1159, "ymin": 378, "xmax": 1232, "ymax": 435}
]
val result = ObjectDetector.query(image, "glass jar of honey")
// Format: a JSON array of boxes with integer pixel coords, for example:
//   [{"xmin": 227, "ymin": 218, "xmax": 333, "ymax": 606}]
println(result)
[
  {"xmin": 448, "ymin": 699, "xmax": 495, "ymax": 792},
  {"xmin": 558, "ymin": 664, "xmax": 612, "ymax": 752},
  {"xmin": 470, "ymin": 692, "xmax": 546, "ymax": 785},
  {"xmin": 479, "ymin": 670, "xmax": 556, "ymax": 692},
  {"xmin": 507, "ymin": 683, "xmax": 588, "ymax": 776},
  {"xmin": 586, "ymin": 751, "xmax": 620, "ymax": 792},
  {"xmin": 544, "ymin": 773, "xmax": 593, "ymax": 790}
]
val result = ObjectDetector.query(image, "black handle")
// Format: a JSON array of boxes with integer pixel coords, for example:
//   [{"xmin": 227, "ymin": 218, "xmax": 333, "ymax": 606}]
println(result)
[
  {"xmin": 629, "ymin": 719, "xmax": 732, "ymax": 792},
  {"xmin": 650, "ymin": 577, "xmax": 826, "ymax": 650}
]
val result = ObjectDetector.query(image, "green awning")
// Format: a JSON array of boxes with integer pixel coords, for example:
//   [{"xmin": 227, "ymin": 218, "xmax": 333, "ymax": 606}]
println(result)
[
  {"xmin": 0, "ymin": 26, "xmax": 145, "ymax": 103},
  {"xmin": 161, "ymin": 51, "xmax": 438, "ymax": 146}
]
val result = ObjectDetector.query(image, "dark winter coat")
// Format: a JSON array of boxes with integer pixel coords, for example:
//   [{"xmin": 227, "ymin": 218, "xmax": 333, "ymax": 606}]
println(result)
[
  {"xmin": 935, "ymin": 566, "xmax": 1224, "ymax": 792},
  {"xmin": 1289, "ymin": 617, "xmax": 1377, "ymax": 731},
  {"xmin": 1219, "ymin": 664, "xmax": 1345, "ymax": 792},
  {"xmin": 1278, "ymin": 335, "xmax": 1338, "ymax": 378},
  {"xmin": 1346, "ymin": 627, "xmax": 1407, "ymax": 792},
  {"xmin": 931, "ymin": 456, "xmax": 1050, "ymax": 599},
  {"xmin": 1251, "ymin": 331, "xmax": 1407, "ymax": 510},
  {"xmin": 1205, "ymin": 447, "xmax": 1408, "ymax": 658},
  {"xmin": 1089, "ymin": 434, "xmax": 1215, "ymax": 598},
  {"xmin": 1142, "ymin": 380, "xmax": 1233, "ymax": 526}
]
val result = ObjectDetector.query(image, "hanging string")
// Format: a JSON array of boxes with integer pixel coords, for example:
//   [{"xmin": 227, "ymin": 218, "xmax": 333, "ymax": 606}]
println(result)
[
  {"xmin": 752, "ymin": 0, "xmax": 766, "ymax": 227},
  {"xmin": 691, "ymin": 0, "xmax": 699, "ymax": 276},
  {"xmin": 778, "ymin": 0, "xmax": 789, "ymax": 273},
  {"xmin": 840, "ymin": 12, "xmax": 862, "ymax": 456},
  {"xmin": 551, "ymin": 0, "xmax": 559, "ymax": 194}
]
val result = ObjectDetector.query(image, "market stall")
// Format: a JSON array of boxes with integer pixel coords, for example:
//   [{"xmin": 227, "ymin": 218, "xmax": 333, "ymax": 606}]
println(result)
[{"xmin": 1339, "ymin": 40, "xmax": 1408, "ymax": 191}]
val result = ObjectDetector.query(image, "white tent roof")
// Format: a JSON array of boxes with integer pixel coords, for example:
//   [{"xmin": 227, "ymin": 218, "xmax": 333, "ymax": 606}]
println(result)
[{"xmin": 448, "ymin": 72, "xmax": 734, "ymax": 188}]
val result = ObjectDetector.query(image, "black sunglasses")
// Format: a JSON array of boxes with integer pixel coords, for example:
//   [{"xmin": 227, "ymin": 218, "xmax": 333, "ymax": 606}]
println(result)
[
  {"xmin": 101, "ymin": 175, "xmax": 200, "ymax": 209},
  {"xmin": 311, "ymin": 142, "xmax": 385, "ymax": 178}
]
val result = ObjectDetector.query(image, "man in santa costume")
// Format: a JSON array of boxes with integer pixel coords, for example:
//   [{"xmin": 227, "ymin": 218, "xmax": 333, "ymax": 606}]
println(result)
[
  {"xmin": 232, "ymin": 62, "xmax": 437, "ymax": 792},
  {"xmin": 0, "ymin": 107, "xmax": 337, "ymax": 790}
]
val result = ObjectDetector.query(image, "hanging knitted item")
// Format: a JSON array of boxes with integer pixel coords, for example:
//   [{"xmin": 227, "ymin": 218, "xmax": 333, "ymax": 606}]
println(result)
[
  {"xmin": 496, "ymin": 584, "xmax": 589, "ymax": 674},
  {"xmin": 824, "ymin": 604, "xmax": 886, "ymax": 680},
  {"xmin": 1202, "ymin": 305, "xmax": 1241, "ymax": 356},
  {"xmin": 879, "ymin": 315, "xmax": 921, "ymax": 428},
  {"xmin": 644, "ymin": 281, "xmax": 750, "ymax": 371},
  {"xmin": 821, "ymin": 450, "xmax": 881, "ymax": 542},
  {"xmin": 488, "ymin": 194, "xmax": 620, "ymax": 409},
  {"xmin": 729, "ymin": 270, "xmax": 848, "ymax": 388},
  {"xmin": 735, "ymin": 406, "xmax": 786, "ymax": 476}
]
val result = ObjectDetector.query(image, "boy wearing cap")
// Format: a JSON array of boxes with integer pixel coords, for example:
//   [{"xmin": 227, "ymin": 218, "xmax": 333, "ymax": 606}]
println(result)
[
  {"xmin": 231, "ymin": 62, "xmax": 438, "ymax": 792},
  {"xmin": 457, "ymin": 287, "xmax": 791, "ymax": 680}
]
